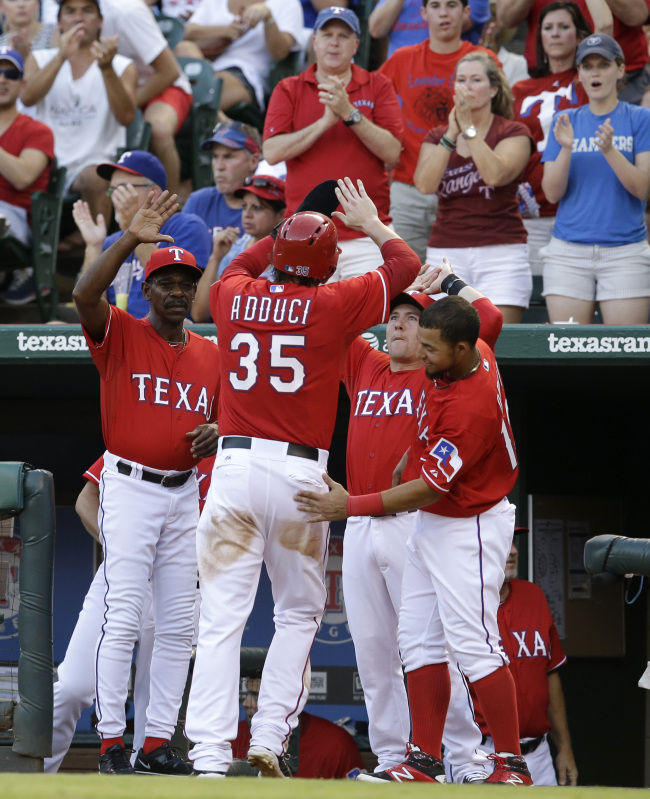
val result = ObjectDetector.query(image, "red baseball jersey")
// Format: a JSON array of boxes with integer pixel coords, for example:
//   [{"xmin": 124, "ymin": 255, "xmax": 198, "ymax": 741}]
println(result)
[
  {"xmin": 512, "ymin": 71, "xmax": 588, "ymax": 216},
  {"xmin": 231, "ymin": 713, "xmax": 365, "ymax": 778},
  {"xmin": 523, "ymin": 0, "xmax": 650, "ymax": 72},
  {"xmin": 84, "ymin": 457, "xmax": 103, "ymax": 485},
  {"xmin": 343, "ymin": 298, "xmax": 503, "ymax": 496},
  {"xmin": 379, "ymin": 41, "xmax": 499, "ymax": 185},
  {"xmin": 210, "ymin": 236, "xmax": 421, "ymax": 450},
  {"xmin": 82, "ymin": 306, "xmax": 220, "ymax": 471},
  {"xmin": 472, "ymin": 578, "xmax": 566, "ymax": 738},
  {"xmin": 263, "ymin": 64, "xmax": 402, "ymax": 240},
  {"xmin": 404, "ymin": 339, "xmax": 518, "ymax": 517}
]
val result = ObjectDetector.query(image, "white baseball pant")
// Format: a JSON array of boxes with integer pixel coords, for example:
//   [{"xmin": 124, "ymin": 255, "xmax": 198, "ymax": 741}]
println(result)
[
  {"xmin": 95, "ymin": 452, "xmax": 198, "ymax": 741},
  {"xmin": 399, "ymin": 498, "xmax": 516, "ymax": 682},
  {"xmin": 44, "ymin": 568, "xmax": 154, "ymax": 772},
  {"xmin": 187, "ymin": 436, "xmax": 329, "ymax": 774},
  {"xmin": 343, "ymin": 513, "xmax": 487, "ymax": 779}
]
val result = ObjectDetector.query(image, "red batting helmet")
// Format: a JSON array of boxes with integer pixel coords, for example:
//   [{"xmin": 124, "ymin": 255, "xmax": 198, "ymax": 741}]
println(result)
[{"xmin": 272, "ymin": 212, "xmax": 340, "ymax": 284}]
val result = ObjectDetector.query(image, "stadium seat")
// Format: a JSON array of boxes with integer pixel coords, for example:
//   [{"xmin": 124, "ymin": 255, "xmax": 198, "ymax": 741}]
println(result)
[
  {"xmin": 226, "ymin": 50, "xmax": 302, "ymax": 133},
  {"xmin": 1, "ymin": 163, "xmax": 67, "ymax": 322},
  {"xmin": 157, "ymin": 15, "xmax": 186, "ymax": 50},
  {"xmin": 176, "ymin": 57, "xmax": 222, "ymax": 190}
]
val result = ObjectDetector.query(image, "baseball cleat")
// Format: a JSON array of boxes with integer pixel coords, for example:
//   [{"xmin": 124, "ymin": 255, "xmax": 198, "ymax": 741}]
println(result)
[
  {"xmin": 485, "ymin": 753, "xmax": 533, "ymax": 785},
  {"xmin": 134, "ymin": 741, "xmax": 193, "ymax": 776},
  {"xmin": 461, "ymin": 772, "xmax": 489, "ymax": 784},
  {"xmin": 98, "ymin": 744, "xmax": 136, "ymax": 775},
  {"xmin": 247, "ymin": 744, "xmax": 292, "ymax": 778},
  {"xmin": 356, "ymin": 744, "xmax": 446, "ymax": 783},
  {"xmin": 192, "ymin": 770, "xmax": 227, "ymax": 778}
]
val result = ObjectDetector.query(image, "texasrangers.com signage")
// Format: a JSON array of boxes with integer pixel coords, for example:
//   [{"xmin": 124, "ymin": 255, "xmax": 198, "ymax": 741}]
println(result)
[{"xmin": 1, "ymin": 325, "xmax": 650, "ymax": 363}]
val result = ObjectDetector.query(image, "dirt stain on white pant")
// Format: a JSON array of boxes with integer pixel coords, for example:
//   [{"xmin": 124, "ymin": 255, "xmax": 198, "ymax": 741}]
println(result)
[
  {"xmin": 277, "ymin": 520, "xmax": 325, "ymax": 564},
  {"xmin": 199, "ymin": 511, "xmax": 258, "ymax": 575}
]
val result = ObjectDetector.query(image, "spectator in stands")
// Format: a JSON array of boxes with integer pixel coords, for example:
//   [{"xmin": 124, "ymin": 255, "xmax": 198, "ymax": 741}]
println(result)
[
  {"xmin": 263, "ymin": 7, "xmax": 402, "ymax": 279},
  {"xmin": 0, "ymin": 45, "xmax": 55, "ymax": 305},
  {"xmin": 414, "ymin": 52, "xmax": 533, "ymax": 323},
  {"xmin": 183, "ymin": 120, "xmax": 261, "ymax": 241},
  {"xmin": 178, "ymin": 0, "xmax": 303, "ymax": 114},
  {"xmin": 541, "ymin": 33, "xmax": 650, "ymax": 323},
  {"xmin": 21, "ymin": 0, "xmax": 137, "ymax": 223},
  {"xmin": 478, "ymin": 9, "xmax": 530, "ymax": 87},
  {"xmin": 72, "ymin": 150, "xmax": 211, "ymax": 319},
  {"xmin": 378, "ymin": 0, "xmax": 497, "ymax": 263},
  {"xmin": 99, "ymin": 0, "xmax": 194, "ymax": 196},
  {"xmin": 192, "ymin": 174, "xmax": 285, "ymax": 321},
  {"xmin": 369, "ymin": 0, "xmax": 491, "ymax": 60},
  {"xmin": 0, "ymin": 0, "xmax": 57, "ymax": 55},
  {"xmin": 232, "ymin": 678, "xmax": 366, "ymax": 779},
  {"xmin": 297, "ymin": 0, "xmax": 350, "ymax": 66},
  {"xmin": 512, "ymin": 1, "xmax": 594, "ymax": 279},
  {"xmin": 496, "ymin": 0, "xmax": 650, "ymax": 104}
]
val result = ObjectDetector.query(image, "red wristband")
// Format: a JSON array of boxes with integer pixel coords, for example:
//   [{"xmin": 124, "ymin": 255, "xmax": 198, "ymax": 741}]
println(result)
[{"xmin": 347, "ymin": 493, "xmax": 386, "ymax": 518}]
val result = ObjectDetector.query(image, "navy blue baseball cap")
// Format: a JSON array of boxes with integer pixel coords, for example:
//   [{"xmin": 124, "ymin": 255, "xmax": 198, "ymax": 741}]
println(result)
[
  {"xmin": 577, "ymin": 34, "xmax": 624, "ymax": 65},
  {"xmin": 96, "ymin": 150, "xmax": 167, "ymax": 190},
  {"xmin": 314, "ymin": 6, "xmax": 360, "ymax": 37},
  {"xmin": 0, "ymin": 47, "xmax": 24, "ymax": 74},
  {"xmin": 201, "ymin": 121, "xmax": 261, "ymax": 155}
]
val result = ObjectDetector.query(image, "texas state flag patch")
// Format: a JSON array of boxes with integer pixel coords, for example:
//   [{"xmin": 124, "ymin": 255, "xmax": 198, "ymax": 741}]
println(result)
[{"xmin": 431, "ymin": 438, "xmax": 463, "ymax": 481}]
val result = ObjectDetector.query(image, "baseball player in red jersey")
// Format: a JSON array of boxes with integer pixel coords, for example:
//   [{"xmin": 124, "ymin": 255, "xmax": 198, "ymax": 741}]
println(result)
[
  {"xmin": 45, "ymin": 456, "xmax": 215, "ymax": 774},
  {"xmin": 72, "ymin": 191, "xmax": 221, "ymax": 776},
  {"xmin": 184, "ymin": 177, "xmax": 421, "ymax": 778},
  {"xmin": 473, "ymin": 539, "xmax": 578, "ymax": 786},
  {"xmin": 296, "ymin": 270, "xmax": 532, "ymax": 786},
  {"xmin": 342, "ymin": 264, "xmax": 503, "ymax": 781}
]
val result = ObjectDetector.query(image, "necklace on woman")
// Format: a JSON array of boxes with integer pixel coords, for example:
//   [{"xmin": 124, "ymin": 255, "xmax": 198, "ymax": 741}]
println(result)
[{"xmin": 433, "ymin": 348, "xmax": 481, "ymax": 390}]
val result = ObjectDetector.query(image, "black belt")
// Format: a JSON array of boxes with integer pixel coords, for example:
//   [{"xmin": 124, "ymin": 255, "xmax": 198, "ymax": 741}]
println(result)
[
  {"xmin": 371, "ymin": 509, "xmax": 417, "ymax": 519},
  {"xmin": 221, "ymin": 436, "xmax": 319, "ymax": 462},
  {"xmin": 117, "ymin": 460, "xmax": 193, "ymax": 488},
  {"xmin": 481, "ymin": 733, "xmax": 546, "ymax": 756}
]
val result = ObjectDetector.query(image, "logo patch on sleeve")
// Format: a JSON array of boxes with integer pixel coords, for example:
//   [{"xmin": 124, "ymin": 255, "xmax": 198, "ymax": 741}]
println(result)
[{"xmin": 431, "ymin": 438, "xmax": 463, "ymax": 481}]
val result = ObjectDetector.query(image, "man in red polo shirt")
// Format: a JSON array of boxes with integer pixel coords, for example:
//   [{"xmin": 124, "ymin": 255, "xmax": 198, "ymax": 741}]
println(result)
[{"xmin": 263, "ymin": 7, "xmax": 402, "ymax": 281}]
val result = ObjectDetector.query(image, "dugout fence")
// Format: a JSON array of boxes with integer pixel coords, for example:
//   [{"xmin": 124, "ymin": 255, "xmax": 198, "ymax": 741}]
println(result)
[{"xmin": 0, "ymin": 463, "xmax": 55, "ymax": 773}]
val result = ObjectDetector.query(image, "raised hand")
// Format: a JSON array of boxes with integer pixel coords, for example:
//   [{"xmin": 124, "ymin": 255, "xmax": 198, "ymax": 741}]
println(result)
[
  {"xmin": 554, "ymin": 113, "xmax": 574, "ymax": 149},
  {"xmin": 211, "ymin": 226, "xmax": 239, "ymax": 259},
  {"xmin": 332, "ymin": 177, "xmax": 378, "ymax": 231},
  {"xmin": 58, "ymin": 22, "xmax": 84, "ymax": 61},
  {"xmin": 427, "ymin": 257, "xmax": 454, "ymax": 294},
  {"xmin": 72, "ymin": 200, "xmax": 107, "ymax": 249},
  {"xmin": 128, "ymin": 191, "xmax": 179, "ymax": 244}
]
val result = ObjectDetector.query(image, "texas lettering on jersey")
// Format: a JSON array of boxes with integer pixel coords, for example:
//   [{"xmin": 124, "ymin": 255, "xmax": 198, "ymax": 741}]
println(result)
[
  {"xmin": 131, "ymin": 373, "xmax": 212, "ymax": 415},
  {"xmin": 352, "ymin": 387, "xmax": 416, "ymax": 418}
]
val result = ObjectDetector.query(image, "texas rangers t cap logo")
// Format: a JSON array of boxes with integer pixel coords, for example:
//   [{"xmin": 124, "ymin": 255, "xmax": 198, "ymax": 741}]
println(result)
[{"xmin": 144, "ymin": 246, "xmax": 203, "ymax": 281}]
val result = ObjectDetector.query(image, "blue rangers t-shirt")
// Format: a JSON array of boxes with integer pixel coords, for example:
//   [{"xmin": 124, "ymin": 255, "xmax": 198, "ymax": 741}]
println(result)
[
  {"xmin": 543, "ymin": 101, "xmax": 650, "ymax": 246},
  {"xmin": 105, "ymin": 212, "xmax": 212, "ymax": 319}
]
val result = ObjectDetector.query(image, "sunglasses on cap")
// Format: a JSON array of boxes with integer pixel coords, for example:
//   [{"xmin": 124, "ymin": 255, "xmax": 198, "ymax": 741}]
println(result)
[
  {"xmin": 0, "ymin": 68, "xmax": 22, "ymax": 80},
  {"xmin": 243, "ymin": 177, "xmax": 281, "ymax": 190}
]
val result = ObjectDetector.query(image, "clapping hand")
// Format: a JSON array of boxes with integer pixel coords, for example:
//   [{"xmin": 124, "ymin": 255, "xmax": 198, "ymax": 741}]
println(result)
[
  {"xmin": 554, "ymin": 113, "xmax": 574, "ymax": 149},
  {"xmin": 72, "ymin": 200, "xmax": 107, "ymax": 249}
]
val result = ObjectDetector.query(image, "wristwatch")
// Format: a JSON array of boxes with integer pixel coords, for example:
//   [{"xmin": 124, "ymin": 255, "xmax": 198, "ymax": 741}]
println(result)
[
  {"xmin": 344, "ymin": 108, "xmax": 363, "ymax": 127},
  {"xmin": 462, "ymin": 125, "xmax": 478, "ymax": 140}
]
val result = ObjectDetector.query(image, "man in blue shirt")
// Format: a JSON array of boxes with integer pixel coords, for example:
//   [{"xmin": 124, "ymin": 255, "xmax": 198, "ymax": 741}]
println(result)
[{"xmin": 73, "ymin": 150, "xmax": 212, "ymax": 319}]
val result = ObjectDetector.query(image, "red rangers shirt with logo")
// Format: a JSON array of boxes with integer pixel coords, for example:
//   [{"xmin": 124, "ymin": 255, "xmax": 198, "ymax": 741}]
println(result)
[
  {"xmin": 263, "ymin": 64, "xmax": 402, "ymax": 240},
  {"xmin": 513, "ymin": 71, "xmax": 588, "ymax": 216},
  {"xmin": 343, "ymin": 298, "xmax": 502, "ymax": 495},
  {"xmin": 404, "ymin": 337, "xmax": 518, "ymax": 517},
  {"xmin": 472, "ymin": 578, "xmax": 566, "ymax": 738},
  {"xmin": 82, "ymin": 306, "xmax": 220, "ymax": 471},
  {"xmin": 210, "ymin": 236, "xmax": 421, "ymax": 450}
]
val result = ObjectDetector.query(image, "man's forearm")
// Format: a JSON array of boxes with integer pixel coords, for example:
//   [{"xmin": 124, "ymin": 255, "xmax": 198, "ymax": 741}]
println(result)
[
  {"xmin": 350, "ymin": 117, "xmax": 401, "ymax": 165},
  {"xmin": 350, "ymin": 477, "xmax": 438, "ymax": 517},
  {"xmin": 369, "ymin": 0, "xmax": 405, "ymax": 38},
  {"xmin": 102, "ymin": 66, "xmax": 137, "ymax": 126},
  {"xmin": 136, "ymin": 49, "xmax": 180, "ymax": 107},
  {"xmin": 264, "ymin": 118, "xmax": 331, "ymax": 164},
  {"xmin": 21, "ymin": 52, "xmax": 65, "ymax": 106},
  {"xmin": 495, "ymin": 0, "xmax": 533, "ymax": 27}
]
